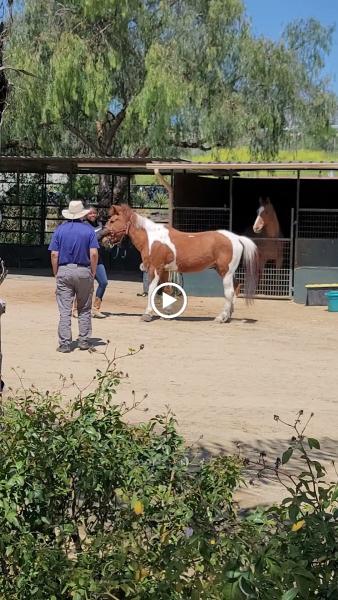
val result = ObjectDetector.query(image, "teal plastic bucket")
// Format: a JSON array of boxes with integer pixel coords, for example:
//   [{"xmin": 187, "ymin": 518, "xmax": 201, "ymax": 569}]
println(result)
[{"xmin": 325, "ymin": 290, "xmax": 338, "ymax": 312}]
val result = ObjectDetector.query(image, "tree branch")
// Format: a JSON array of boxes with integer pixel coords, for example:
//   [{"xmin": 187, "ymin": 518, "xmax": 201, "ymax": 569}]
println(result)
[
  {"xmin": 134, "ymin": 146, "xmax": 150, "ymax": 158},
  {"xmin": 173, "ymin": 139, "xmax": 212, "ymax": 151},
  {"xmin": 112, "ymin": 147, "xmax": 151, "ymax": 203},
  {"xmin": 154, "ymin": 168, "xmax": 173, "ymax": 198},
  {"xmin": 104, "ymin": 108, "xmax": 126, "ymax": 154},
  {"xmin": 173, "ymin": 138, "xmax": 229, "ymax": 151},
  {"xmin": 0, "ymin": 65, "xmax": 37, "ymax": 78},
  {"xmin": 0, "ymin": 139, "xmax": 41, "ymax": 153},
  {"xmin": 64, "ymin": 120, "xmax": 101, "ymax": 155}
]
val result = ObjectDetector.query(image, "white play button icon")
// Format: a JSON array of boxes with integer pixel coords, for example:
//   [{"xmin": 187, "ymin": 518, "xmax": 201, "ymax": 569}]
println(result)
[
  {"xmin": 162, "ymin": 291, "xmax": 177, "ymax": 310},
  {"xmin": 151, "ymin": 282, "xmax": 187, "ymax": 319}
]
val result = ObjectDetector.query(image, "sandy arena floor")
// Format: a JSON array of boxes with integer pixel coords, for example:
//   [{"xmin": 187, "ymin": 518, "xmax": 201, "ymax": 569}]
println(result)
[{"xmin": 1, "ymin": 273, "xmax": 337, "ymax": 507}]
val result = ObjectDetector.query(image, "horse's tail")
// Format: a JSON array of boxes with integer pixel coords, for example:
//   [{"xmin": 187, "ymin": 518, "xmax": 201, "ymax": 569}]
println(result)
[{"xmin": 239, "ymin": 236, "xmax": 259, "ymax": 302}]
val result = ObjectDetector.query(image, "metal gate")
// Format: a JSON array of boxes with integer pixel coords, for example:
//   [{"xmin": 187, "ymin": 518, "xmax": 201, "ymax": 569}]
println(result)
[{"xmin": 235, "ymin": 209, "xmax": 294, "ymax": 298}]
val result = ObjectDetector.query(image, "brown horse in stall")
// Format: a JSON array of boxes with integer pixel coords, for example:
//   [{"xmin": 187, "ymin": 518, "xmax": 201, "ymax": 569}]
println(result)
[
  {"xmin": 106, "ymin": 204, "xmax": 259, "ymax": 322},
  {"xmin": 252, "ymin": 197, "xmax": 284, "ymax": 275}
]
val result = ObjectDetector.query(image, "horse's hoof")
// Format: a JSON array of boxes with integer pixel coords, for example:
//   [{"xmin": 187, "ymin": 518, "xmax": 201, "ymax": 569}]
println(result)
[
  {"xmin": 141, "ymin": 314, "xmax": 152, "ymax": 322},
  {"xmin": 214, "ymin": 316, "xmax": 230, "ymax": 324}
]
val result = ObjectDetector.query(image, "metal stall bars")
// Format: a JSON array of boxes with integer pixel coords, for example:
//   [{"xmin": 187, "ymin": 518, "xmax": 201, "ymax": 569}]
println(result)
[
  {"xmin": 0, "ymin": 172, "xmax": 46, "ymax": 268},
  {"xmin": 297, "ymin": 208, "xmax": 338, "ymax": 239},
  {"xmin": 296, "ymin": 207, "xmax": 338, "ymax": 272},
  {"xmin": 235, "ymin": 209, "xmax": 294, "ymax": 298},
  {"xmin": 173, "ymin": 206, "xmax": 230, "ymax": 232}
]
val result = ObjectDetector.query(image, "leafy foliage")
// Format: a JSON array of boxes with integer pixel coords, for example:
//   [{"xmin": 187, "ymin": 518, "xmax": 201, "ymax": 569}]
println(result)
[
  {"xmin": 0, "ymin": 356, "xmax": 337, "ymax": 598},
  {"xmin": 2, "ymin": 0, "xmax": 336, "ymax": 159}
]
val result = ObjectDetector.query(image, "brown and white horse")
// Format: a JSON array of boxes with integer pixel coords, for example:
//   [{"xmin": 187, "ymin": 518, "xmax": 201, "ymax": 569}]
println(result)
[
  {"xmin": 252, "ymin": 197, "xmax": 284, "ymax": 274},
  {"xmin": 106, "ymin": 204, "xmax": 259, "ymax": 322}
]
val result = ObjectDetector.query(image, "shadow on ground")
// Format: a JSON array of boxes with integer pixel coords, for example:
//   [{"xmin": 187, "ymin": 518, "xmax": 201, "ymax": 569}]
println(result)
[{"xmin": 189, "ymin": 435, "xmax": 338, "ymax": 509}]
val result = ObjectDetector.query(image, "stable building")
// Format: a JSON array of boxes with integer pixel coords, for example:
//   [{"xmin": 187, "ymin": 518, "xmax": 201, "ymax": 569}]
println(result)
[{"xmin": 0, "ymin": 156, "xmax": 337, "ymax": 303}]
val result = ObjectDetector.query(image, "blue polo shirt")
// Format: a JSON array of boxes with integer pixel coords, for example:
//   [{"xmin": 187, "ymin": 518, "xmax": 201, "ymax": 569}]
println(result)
[{"xmin": 48, "ymin": 221, "xmax": 99, "ymax": 266}]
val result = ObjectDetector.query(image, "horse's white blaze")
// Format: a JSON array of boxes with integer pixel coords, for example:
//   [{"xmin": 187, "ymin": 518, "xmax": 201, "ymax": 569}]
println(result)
[
  {"xmin": 253, "ymin": 207, "xmax": 265, "ymax": 232},
  {"xmin": 135, "ymin": 214, "xmax": 177, "ymax": 270},
  {"xmin": 253, "ymin": 215, "xmax": 263, "ymax": 232}
]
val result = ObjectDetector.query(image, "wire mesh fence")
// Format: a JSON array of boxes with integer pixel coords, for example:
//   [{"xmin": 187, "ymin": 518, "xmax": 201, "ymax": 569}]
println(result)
[
  {"xmin": 235, "ymin": 238, "xmax": 292, "ymax": 297},
  {"xmin": 173, "ymin": 207, "xmax": 230, "ymax": 232},
  {"xmin": 0, "ymin": 173, "xmax": 46, "ymax": 245},
  {"xmin": 0, "ymin": 176, "xmax": 171, "ymax": 246},
  {"xmin": 44, "ymin": 173, "xmax": 72, "ymax": 245},
  {"xmin": 297, "ymin": 209, "xmax": 338, "ymax": 239},
  {"xmin": 0, "ymin": 173, "xmax": 96, "ymax": 245}
]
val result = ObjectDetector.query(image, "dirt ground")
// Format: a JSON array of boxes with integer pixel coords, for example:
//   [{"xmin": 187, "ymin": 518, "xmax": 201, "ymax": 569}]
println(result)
[{"xmin": 1, "ymin": 273, "xmax": 337, "ymax": 508}]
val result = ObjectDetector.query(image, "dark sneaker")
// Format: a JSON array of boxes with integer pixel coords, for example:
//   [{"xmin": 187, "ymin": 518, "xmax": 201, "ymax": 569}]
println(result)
[
  {"xmin": 57, "ymin": 345, "xmax": 71, "ymax": 353},
  {"xmin": 78, "ymin": 340, "xmax": 91, "ymax": 351}
]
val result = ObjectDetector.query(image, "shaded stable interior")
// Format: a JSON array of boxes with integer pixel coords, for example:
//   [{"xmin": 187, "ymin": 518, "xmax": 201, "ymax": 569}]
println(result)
[{"xmin": 0, "ymin": 157, "xmax": 338, "ymax": 302}]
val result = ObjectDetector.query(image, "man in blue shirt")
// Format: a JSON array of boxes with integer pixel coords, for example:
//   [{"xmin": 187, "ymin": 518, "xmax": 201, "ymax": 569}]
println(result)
[{"xmin": 48, "ymin": 200, "xmax": 99, "ymax": 353}]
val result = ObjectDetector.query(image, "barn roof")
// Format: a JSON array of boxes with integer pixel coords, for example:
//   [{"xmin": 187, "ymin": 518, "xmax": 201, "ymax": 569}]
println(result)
[{"xmin": 0, "ymin": 155, "xmax": 338, "ymax": 176}]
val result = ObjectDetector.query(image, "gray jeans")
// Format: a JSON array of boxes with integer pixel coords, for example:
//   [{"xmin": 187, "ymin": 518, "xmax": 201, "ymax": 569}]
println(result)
[
  {"xmin": 56, "ymin": 264, "xmax": 94, "ymax": 346},
  {"xmin": 143, "ymin": 270, "xmax": 149, "ymax": 294}
]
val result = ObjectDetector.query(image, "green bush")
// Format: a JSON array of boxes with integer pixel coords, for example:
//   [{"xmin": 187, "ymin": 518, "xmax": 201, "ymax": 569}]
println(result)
[
  {"xmin": 0, "ymin": 354, "xmax": 337, "ymax": 599},
  {"xmin": 132, "ymin": 188, "xmax": 148, "ymax": 208},
  {"xmin": 152, "ymin": 191, "xmax": 168, "ymax": 209}
]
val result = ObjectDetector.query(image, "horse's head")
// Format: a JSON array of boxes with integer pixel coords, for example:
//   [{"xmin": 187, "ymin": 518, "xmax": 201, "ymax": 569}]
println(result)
[
  {"xmin": 253, "ymin": 197, "xmax": 273, "ymax": 233},
  {"xmin": 106, "ymin": 204, "xmax": 134, "ymax": 243}
]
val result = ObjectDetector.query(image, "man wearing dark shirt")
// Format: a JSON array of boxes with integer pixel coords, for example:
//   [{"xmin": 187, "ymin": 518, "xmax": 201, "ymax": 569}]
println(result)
[{"xmin": 48, "ymin": 200, "xmax": 99, "ymax": 353}]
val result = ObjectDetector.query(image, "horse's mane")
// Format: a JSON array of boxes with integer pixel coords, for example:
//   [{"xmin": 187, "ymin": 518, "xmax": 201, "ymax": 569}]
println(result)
[
  {"xmin": 133, "ymin": 211, "xmax": 167, "ymax": 233},
  {"xmin": 112, "ymin": 203, "xmax": 167, "ymax": 232}
]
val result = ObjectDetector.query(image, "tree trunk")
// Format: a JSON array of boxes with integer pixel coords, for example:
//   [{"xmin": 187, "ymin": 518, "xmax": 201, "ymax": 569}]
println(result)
[
  {"xmin": 95, "ymin": 108, "xmax": 150, "ymax": 207},
  {"xmin": 0, "ymin": 22, "xmax": 9, "ymax": 126},
  {"xmin": 98, "ymin": 174, "xmax": 112, "ymax": 207},
  {"xmin": 112, "ymin": 146, "xmax": 151, "ymax": 205}
]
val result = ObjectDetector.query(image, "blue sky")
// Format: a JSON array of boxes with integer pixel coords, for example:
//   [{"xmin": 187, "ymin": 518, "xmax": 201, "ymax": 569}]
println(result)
[{"xmin": 245, "ymin": 0, "xmax": 338, "ymax": 92}]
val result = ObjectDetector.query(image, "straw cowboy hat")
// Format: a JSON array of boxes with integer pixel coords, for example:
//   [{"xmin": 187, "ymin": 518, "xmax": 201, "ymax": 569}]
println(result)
[{"xmin": 62, "ymin": 200, "xmax": 90, "ymax": 220}]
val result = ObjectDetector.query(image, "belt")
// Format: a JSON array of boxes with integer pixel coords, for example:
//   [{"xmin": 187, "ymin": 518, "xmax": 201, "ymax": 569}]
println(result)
[{"xmin": 59, "ymin": 263, "xmax": 90, "ymax": 267}]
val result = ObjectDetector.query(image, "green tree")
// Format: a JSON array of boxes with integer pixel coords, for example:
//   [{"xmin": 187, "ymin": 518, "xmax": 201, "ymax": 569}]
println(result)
[
  {"xmin": 281, "ymin": 18, "xmax": 337, "ymax": 151},
  {"xmin": 1, "ymin": 1, "xmax": 336, "ymax": 177}
]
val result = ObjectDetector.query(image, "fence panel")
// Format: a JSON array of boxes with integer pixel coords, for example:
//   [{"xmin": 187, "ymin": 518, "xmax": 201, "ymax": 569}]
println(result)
[
  {"xmin": 297, "ymin": 208, "xmax": 338, "ymax": 239},
  {"xmin": 296, "ymin": 208, "xmax": 338, "ymax": 268},
  {"xmin": 235, "ymin": 237, "xmax": 292, "ymax": 297},
  {"xmin": 173, "ymin": 207, "xmax": 230, "ymax": 232}
]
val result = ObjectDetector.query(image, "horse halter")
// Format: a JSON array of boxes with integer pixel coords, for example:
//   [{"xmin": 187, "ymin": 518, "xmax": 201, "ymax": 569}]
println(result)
[{"xmin": 109, "ymin": 219, "xmax": 132, "ymax": 247}]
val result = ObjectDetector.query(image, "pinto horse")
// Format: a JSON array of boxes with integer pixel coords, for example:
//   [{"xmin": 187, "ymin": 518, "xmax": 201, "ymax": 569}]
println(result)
[
  {"xmin": 106, "ymin": 204, "xmax": 259, "ymax": 322},
  {"xmin": 252, "ymin": 197, "xmax": 284, "ymax": 274}
]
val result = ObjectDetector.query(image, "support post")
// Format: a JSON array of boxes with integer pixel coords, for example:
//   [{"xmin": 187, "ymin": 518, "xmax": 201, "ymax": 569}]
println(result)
[
  {"xmin": 127, "ymin": 174, "xmax": 131, "ymax": 206},
  {"xmin": 229, "ymin": 172, "xmax": 233, "ymax": 231},
  {"xmin": 289, "ymin": 207, "xmax": 295, "ymax": 298},
  {"xmin": 154, "ymin": 168, "xmax": 174, "ymax": 226},
  {"xmin": 294, "ymin": 170, "xmax": 300, "ymax": 268},
  {"xmin": 40, "ymin": 173, "xmax": 47, "ymax": 246},
  {"xmin": 69, "ymin": 172, "xmax": 75, "ymax": 200}
]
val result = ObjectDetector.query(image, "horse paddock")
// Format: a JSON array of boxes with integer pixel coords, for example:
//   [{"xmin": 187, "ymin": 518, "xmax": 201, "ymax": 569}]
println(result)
[{"xmin": 2, "ymin": 273, "xmax": 337, "ymax": 506}]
